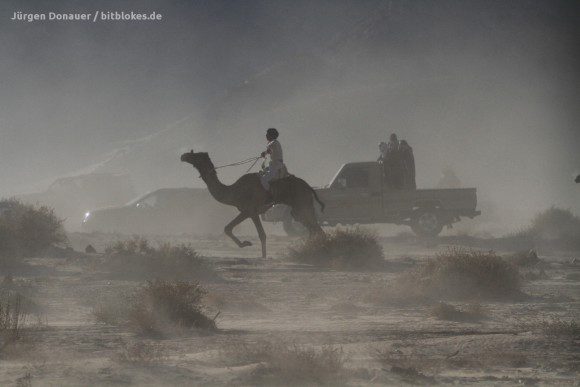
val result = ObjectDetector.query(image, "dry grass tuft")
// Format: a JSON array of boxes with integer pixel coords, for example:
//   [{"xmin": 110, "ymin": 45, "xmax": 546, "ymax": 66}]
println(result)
[
  {"xmin": 114, "ymin": 340, "xmax": 167, "ymax": 365},
  {"xmin": 286, "ymin": 227, "xmax": 384, "ymax": 270},
  {"xmin": 0, "ymin": 276, "xmax": 44, "ymax": 358},
  {"xmin": 102, "ymin": 237, "xmax": 216, "ymax": 280},
  {"xmin": 366, "ymin": 248, "xmax": 522, "ymax": 305},
  {"xmin": 0, "ymin": 292, "xmax": 28, "ymax": 351},
  {"xmin": 223, "ymin": 340, "xmax": 349, "ymax": 386},
  {"xmin": 510, "ymin": 207, "xmax": 580, "ymax": 249},
  {"xmin": 406, "ymin": 247, "xmax": 522, "ymax": 300},
  {"xmin": 95, "ymin": 280, "xmax": 216, "ymax": 336},
  {"xmin": 429, "ymin": 302, "xmax": 487, "ymax": 322}
]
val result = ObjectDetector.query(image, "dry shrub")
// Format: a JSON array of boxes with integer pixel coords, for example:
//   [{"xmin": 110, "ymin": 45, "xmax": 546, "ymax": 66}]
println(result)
[
  {"xmin": 365, "ymin": 248, "xmax": 521, "ymax": 306},
  {"xmin": 0, "ymin": 198, "xmax": 66, "ymax": 268},
  {"xmin": 429, "ymin": 302, "xmax": 486, "ymax": 322},
  {"xmin": 102, "ymin": 237, "xmax": 215, "ymax": 280},
  {"xmin": 511, "ymin": 207, "xmax": 580, "ymax": 249},
  {"xmin": 224, "ymin": 340, "xmax": 348, "ymax": 386},
  {"xmin": 114, "ymin": 340, "xmax": 166, "ymax": 365},
  {"xmin": 96, "ymin": 280, "xmax": 216, "ymax": 336},
  {"xmin": 406, "ymin": 248, "xmax": 521, "ymax": 300},
  {"xmin": 286, "ymin": 227, "xmax": 384, "ymax": 270}
]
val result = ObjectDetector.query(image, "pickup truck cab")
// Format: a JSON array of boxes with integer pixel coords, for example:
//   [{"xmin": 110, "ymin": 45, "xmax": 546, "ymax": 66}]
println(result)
[{"xmin": 263, "ymin": 161, "xmax": 480, "ymax": 237}]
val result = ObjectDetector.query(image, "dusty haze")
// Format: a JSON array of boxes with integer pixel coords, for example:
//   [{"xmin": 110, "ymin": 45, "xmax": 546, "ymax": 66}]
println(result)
[{"xmin": 1, "ymin": 0, "xmax": 579, "ymax": 233}]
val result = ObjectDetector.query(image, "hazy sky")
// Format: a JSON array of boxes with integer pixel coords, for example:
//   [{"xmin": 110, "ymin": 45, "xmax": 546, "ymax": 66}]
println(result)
[{"xmin": 1, "ymin": 0, "xmax": 579, "ymax": 223}]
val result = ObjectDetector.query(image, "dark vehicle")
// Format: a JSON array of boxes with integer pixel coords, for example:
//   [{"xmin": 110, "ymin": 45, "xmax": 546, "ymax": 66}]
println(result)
[
  {"xmin": 82, "ymin": 188, "xmax": 237, "ymax": 235},
  {"xmin": 263, "ymin": 161, "xmax": 480, "ymax": 237},
  {"xmin": 20, "ymin": 173, "xmax": 135, "ymax": 231}
]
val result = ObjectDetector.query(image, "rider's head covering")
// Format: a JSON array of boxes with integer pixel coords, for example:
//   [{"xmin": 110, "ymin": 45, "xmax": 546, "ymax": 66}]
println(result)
[{"xmin": 266, "ymin": 128, "xmax": 279, "ymax": 140}]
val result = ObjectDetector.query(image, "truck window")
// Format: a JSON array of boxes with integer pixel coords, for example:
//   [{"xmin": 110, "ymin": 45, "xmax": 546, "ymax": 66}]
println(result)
[{"xmin": 344, "ymin": 169, "xmax": 369, "ymax": 188}]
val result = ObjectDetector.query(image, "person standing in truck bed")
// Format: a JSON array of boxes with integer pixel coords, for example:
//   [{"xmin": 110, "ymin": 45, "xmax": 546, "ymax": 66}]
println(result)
[
  {"xmin": 399, "ymin": 140, "xmax": 416, "ymax": 189},
  {"xmin": 383, "ymin": 133, "xmax": 404, "ymax": 189}
]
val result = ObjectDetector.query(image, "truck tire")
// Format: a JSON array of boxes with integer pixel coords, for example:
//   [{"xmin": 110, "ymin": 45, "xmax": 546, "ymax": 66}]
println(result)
[{"xmin": 411, "ymin": 210, "xmax": 443, "ymax": 237}]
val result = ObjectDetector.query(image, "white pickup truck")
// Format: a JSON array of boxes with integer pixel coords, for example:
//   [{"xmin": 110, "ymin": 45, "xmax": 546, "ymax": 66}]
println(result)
[{"xmin": 262, "ymin": 161, "xmax": 480, "ymax": 237}]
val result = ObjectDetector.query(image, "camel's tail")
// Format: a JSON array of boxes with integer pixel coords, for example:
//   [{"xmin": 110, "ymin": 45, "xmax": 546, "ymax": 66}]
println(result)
[{"xmin": 285, "ymin": 175, "xmax": 325, "ymax": 212}]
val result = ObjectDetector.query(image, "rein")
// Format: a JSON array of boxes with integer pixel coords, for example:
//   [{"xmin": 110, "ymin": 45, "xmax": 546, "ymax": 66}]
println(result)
[
  {"xmin": 199, "ymin": 156, "xmax": 261, "ymax": 178},
  {"xmin": 213, "ymin": 156, "xmax": 260, "ymax": 170}
]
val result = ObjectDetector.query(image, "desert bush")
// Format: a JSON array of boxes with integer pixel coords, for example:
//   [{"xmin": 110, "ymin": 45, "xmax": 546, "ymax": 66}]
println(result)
[
  {"xmin": 406, "ymin": 248, "xmax": 521, "ymax": 300},
  {"xmin": 367, "ymin": 248, "xmax": 522, "ymax": 305},
  {"xmin": 511, "ymin": 207, "xmax": 580, "ymax": 249},
  {"xmin": 0, "ymin": 198, "xmax": 66, "ymax": 268},
  {"xmin": 95, "ymin": 280, "xmax": 216, "ymax": 336},
  {"xmin": 286, "ymin": 227, "xmax": 384, "ymax": 270},
  {"xmin": 429, "ymin": 302, "xmax": 486, "ymax": 322},
  {"xmin": 113, "ymin": 340, "xmax": 166, "ymax": 365},
  {"xmin": 102, "ymin": 237, "xmax": 215, "ymax": 280},
  {"xmin": 223, "ymin": 340, "xmax": 348, "ymax": 386}
]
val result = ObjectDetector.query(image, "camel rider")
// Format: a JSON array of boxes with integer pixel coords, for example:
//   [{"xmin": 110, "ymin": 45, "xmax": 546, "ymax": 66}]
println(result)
[{"xmin": 260, "ymin": 128, "xmax": 288, "ymax": 191}]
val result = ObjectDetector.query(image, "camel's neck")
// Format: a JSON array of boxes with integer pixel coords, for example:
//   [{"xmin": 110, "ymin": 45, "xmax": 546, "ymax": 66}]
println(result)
[{"xmin": 198, "ymin": 169, "xmax": 235, "ymax": 206}]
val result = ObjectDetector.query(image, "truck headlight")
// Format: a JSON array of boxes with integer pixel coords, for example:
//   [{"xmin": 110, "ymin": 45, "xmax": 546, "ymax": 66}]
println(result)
[{"xmin": 83, "ymin": 212, "xmax": 91, "ymax": 223}]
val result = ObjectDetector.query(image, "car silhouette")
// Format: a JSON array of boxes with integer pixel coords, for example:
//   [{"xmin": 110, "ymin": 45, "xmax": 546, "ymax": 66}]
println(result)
[{"xmin": 82, "ymin": 187, "xmax": 238, "ymax": 235}]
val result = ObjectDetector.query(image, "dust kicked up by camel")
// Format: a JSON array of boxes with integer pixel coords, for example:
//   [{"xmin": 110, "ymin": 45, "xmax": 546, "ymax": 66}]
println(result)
[{"xmin": 1, "ymin": 1, "xmax": 579, "ymax": 386}]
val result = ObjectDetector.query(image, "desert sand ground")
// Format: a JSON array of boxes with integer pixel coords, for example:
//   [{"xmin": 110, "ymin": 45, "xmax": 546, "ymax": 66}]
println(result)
[{"xmin": 0, "ymin": 231, "xmax": 578, "ymax": 386}]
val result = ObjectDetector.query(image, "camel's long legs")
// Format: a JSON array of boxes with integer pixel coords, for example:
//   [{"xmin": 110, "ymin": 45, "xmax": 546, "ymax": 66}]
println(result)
[
  {"xmin": 251, "ymin": 215, "xmax": 267, "ymax": 259},
  {"xmin": 224, "ymin": 212, "xmax": 252, "ymax": 248}
]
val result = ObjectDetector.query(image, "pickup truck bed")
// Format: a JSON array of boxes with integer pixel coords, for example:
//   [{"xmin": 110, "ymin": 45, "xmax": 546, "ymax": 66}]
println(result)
[{"xmin": 263, "ymin": 161, "xmax": 480, "ymax": 237}]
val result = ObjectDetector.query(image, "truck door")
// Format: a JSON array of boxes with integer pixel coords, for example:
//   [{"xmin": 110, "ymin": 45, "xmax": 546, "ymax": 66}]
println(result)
[{"xmin": 327, "ymin": 163, "xmax": 382, "ymax": 222}]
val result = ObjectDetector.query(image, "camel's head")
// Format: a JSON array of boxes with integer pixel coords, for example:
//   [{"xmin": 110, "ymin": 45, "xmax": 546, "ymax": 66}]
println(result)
[{"xmin": 180, "ymin": 150, "xmax": 214, "ymax": 172}]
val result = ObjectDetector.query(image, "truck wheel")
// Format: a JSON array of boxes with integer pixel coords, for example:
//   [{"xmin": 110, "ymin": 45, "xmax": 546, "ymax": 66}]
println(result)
[{"xmin": 411, "ymin": 210, "xmax": 443, "ymax": 237}]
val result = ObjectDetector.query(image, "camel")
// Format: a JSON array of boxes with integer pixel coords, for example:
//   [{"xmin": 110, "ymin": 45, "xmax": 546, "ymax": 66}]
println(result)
[{"xmin": 180, "ymin": 150, "xmax": 324, "ymax": 258}]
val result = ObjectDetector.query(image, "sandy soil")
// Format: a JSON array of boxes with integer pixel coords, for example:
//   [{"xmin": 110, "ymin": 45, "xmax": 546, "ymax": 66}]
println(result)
[{"xmin": 1, "ymin": 233, "xmax": 578, "ymax": 386}]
